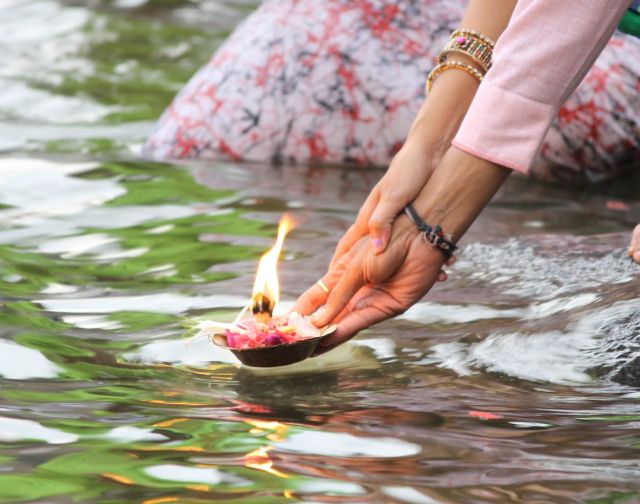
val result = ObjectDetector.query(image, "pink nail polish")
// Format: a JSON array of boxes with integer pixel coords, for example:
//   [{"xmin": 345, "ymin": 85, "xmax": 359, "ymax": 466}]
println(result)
[{"xmin": 372, "ymin": 238, "xmax": 382, "ymax": 251}]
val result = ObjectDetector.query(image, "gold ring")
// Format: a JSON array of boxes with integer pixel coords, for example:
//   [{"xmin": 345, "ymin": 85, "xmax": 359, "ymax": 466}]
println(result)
[{"xmin": 317, "ymin": 279, "xmax": 330, "ymax": 294}]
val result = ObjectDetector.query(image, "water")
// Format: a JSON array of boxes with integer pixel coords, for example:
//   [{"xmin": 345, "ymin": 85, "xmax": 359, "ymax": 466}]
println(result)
[{"xmin": 1, "ymin": 1, "xmax": 640, "ymax": 502}]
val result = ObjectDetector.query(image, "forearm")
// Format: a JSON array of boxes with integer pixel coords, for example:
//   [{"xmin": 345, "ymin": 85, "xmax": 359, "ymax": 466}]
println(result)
[
  {"xmin": 354, "ymin": 1, "xmax": 516, "ymax": 255},
  {"xmin": 406, "ymin": 0, "xmax": 517, "ymax": 150}
]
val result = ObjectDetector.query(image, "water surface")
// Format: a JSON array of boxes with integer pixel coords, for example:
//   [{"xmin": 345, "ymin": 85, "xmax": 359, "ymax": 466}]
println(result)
[{"xmin": 1, "ymin": 1, "xmax": 640, "ymax": 503}]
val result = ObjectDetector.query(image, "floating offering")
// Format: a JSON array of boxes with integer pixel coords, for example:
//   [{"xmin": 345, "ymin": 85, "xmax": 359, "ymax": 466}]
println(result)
[{"xmin": 197, "ymin": 214, "xmax": 335, "ymax": 367}]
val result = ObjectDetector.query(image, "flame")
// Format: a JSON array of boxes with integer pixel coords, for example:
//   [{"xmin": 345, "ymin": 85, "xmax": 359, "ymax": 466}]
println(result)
[{"xmin": 252, "ymin": 214, "xmax": 296, "ymax": 309}]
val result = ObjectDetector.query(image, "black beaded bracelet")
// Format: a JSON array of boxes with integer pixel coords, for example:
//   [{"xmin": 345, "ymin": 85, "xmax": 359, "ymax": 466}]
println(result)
[{"xmin": 404, "ymin": 203, "xmax": 457, "ymax": 259}]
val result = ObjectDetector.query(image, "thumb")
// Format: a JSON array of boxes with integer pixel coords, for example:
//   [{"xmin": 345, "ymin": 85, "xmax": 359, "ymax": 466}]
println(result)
[{"xmin": 368, "ymin": 196, "xmax": 405, "ymax": 255}]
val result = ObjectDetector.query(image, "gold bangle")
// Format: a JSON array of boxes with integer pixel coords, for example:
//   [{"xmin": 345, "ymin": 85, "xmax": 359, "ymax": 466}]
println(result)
[
  {"xmin": 451, "ymin": 29, "xmax": 495, "ymax": 49},
  {"xmin": 425, "ymin": 60, "xmax": 484, "ymax": 94},
  {"xmin": 437, "ymin": 29, "xmax": 496, "ymax": 72}
]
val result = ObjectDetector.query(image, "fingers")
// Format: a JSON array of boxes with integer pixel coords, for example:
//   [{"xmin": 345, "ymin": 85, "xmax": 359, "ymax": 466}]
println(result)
[
  {"xmin": 312, "ymin": 238, "xmax": 449, "ymax": 357},
  {"xmin": 329, "ymin": 190, "xmax": 379, "ymax": 267},
  {"xmin": 368, "ymin": 196, "xmax": 406, "ymax": 255},
  {"xmin": 292, "ymin": 268, "xmax": 342, "ymax": 316},
  {"xmin": 313, "ymin": 311, "xmax": 378, "ymax": 356},
  {"xmin": 329, "ymin": 224, "xmax": 362, "ymax": 268},
  {"xmin": 437, "ymin": 253, "xmax": 457, "ymax": 281},
  {"xmin": 628, "ymin": 224, "xmax": 640, "ymax": 264},
  {"xmin": 313, "ymin": 292, "xmax": 395, "ymax": 356},
  {"xmin": 311, "ymin": 266, "xmax": 365, "ymax": 328},
  {"xmin": 291, "ymin": 279, "xmax": 330, "ymax": 317}
]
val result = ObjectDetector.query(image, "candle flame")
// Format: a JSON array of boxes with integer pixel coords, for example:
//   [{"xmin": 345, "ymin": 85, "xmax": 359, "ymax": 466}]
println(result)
[{"xmin": 252, "ymin": 214, "xmax": 295, "ymax": 313}]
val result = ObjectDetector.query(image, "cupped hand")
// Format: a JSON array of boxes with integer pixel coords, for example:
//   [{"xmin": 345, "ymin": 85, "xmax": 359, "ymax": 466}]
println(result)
[
  {"xmin": 293, "ymin": 217, "xmax": 447, "ymax": 355},
  {"xmin": 331, "ymin": 138, "xmax": 445, "ymax": 263}
]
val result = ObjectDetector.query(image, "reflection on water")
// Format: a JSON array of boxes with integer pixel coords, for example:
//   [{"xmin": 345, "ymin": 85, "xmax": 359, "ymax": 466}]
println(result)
[{"xmin": 1, "ymin": 1, "xmax": 640, "ymax": 503}]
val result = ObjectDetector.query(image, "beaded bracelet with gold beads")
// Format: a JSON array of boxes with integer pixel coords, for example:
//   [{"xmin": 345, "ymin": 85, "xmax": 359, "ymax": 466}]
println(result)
[
  {"xmin": 425, "ymin": 60, "xmax": 484, "ymax": 95},
  {"xmin": 438, "ymin": 29, "xmax": 496, "ymax": 72}
]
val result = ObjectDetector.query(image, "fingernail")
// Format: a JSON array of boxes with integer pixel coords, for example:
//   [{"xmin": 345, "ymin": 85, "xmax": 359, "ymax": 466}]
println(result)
[{"xmin": 371, "ymin": 238, "xmax": 382, "ymax": 253}]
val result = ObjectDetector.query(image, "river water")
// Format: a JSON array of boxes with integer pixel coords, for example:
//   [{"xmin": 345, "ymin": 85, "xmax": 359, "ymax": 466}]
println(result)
[{"xmin": 1, "ymin": 1, "xmax": 640, "ymax": 503}]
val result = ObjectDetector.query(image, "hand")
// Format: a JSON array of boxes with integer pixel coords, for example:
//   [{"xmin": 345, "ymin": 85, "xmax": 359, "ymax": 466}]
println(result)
[
  {"xmin": 330, "ymin": 137, "xmax": 445, "ymax": 263},
  {"xmin": 330, "ymin": 57, "xmax": 488, "ymax": 267},
  {"xmin": 330, "ymin": 138, "xmax": 453, "ymax": 281},
  {"xmin": 294, "ymin": 147, "xmax": 512, "ymax": 356},
  {"xmin": 293, "ymin": 217, "xmax": 447, "ymax": 354}
]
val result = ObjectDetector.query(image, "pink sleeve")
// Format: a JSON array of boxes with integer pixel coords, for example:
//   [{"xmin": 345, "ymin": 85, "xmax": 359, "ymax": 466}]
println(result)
[{"xmin": 452, "ymin": 0, "xmax": 630, "ymax": 174}]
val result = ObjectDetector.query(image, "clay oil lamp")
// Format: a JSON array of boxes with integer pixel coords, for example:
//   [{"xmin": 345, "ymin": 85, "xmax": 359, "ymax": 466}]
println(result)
[{"xmin": 200, "ymin": 214, "xmax": 336, "ymax": 367}]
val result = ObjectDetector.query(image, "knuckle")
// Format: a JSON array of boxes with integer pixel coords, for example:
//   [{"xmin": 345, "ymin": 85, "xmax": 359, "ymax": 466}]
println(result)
[
  {"xmin": 335, "ymin": 235, "xmax": 350, "ymax": 252},
  {"xmin": 335, "ymin": 253, "xmax": 351, "ymax": 269},
  {"xmin": 383, "ymin": 187, "xmax": 402, "ymax": 202},
  {"xmin": 368, "ymin": 215, "xmax": 386, "ymax": 231}
]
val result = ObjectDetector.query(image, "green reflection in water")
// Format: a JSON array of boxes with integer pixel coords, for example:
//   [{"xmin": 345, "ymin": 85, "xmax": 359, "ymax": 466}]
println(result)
[
  {"xmin": 32, "ymin": 13, "xmax": 222, "ymax": 124},
  {"xmin": 0, "ymin": 476, "xmax": 86, "ymax": 504},
  {"xmin": 92, "ymin": 161, "xmax": 231, "ymax": 207},
  {"xmin": 43, "ymin": 138, "xmax": 129, "ymax": 157},
  {"xmin": 0, "ymin": 2, "xmax": 368, "ymax": 502},
  {"xmin": 107, "ymin": 311, "xmax": 179, "ymax": 332},
  {"xmin": 0, "ymin": 413, "xmax": 360, "ymax": 503},
  {"xmin": 0, "ymin": 301, "xmax": 71, "ymax": 331},
  {"xmin": 0, "ymin": 161, "xmax": 273, "ymax": 295},
  {"xmin": 588, "ymin": 492, "xmax": 640, "ymax": 504}
]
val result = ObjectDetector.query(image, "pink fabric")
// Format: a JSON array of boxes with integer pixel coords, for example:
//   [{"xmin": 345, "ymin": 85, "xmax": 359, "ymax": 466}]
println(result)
[{"xmin": 453, "ymin": 0, "xmax": 631, "ymax": 174}]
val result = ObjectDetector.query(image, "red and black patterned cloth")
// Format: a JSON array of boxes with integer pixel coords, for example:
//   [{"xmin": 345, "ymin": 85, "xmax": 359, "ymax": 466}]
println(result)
[{"xmin": 145, "ymin": 0, "xmax": 640, "ymax": 183}]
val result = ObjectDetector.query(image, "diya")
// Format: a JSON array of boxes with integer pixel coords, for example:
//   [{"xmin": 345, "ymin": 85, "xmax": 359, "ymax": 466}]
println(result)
[{"xmin": 196, "ymin": 214, "xmax": 336, "ymax": 367}]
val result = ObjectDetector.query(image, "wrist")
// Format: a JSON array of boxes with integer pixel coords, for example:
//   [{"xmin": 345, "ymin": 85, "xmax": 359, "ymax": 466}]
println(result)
[
  {"xmin": 390, "ymin": 212, "xmax": 421, "ymax": 245},
  {"xmin": 404, "ymin": 203, "xmax": 457, "ymax": 259},
  {"xmin": 412, "ymin": 147, "xmax": 511, "ymax": 240}
]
